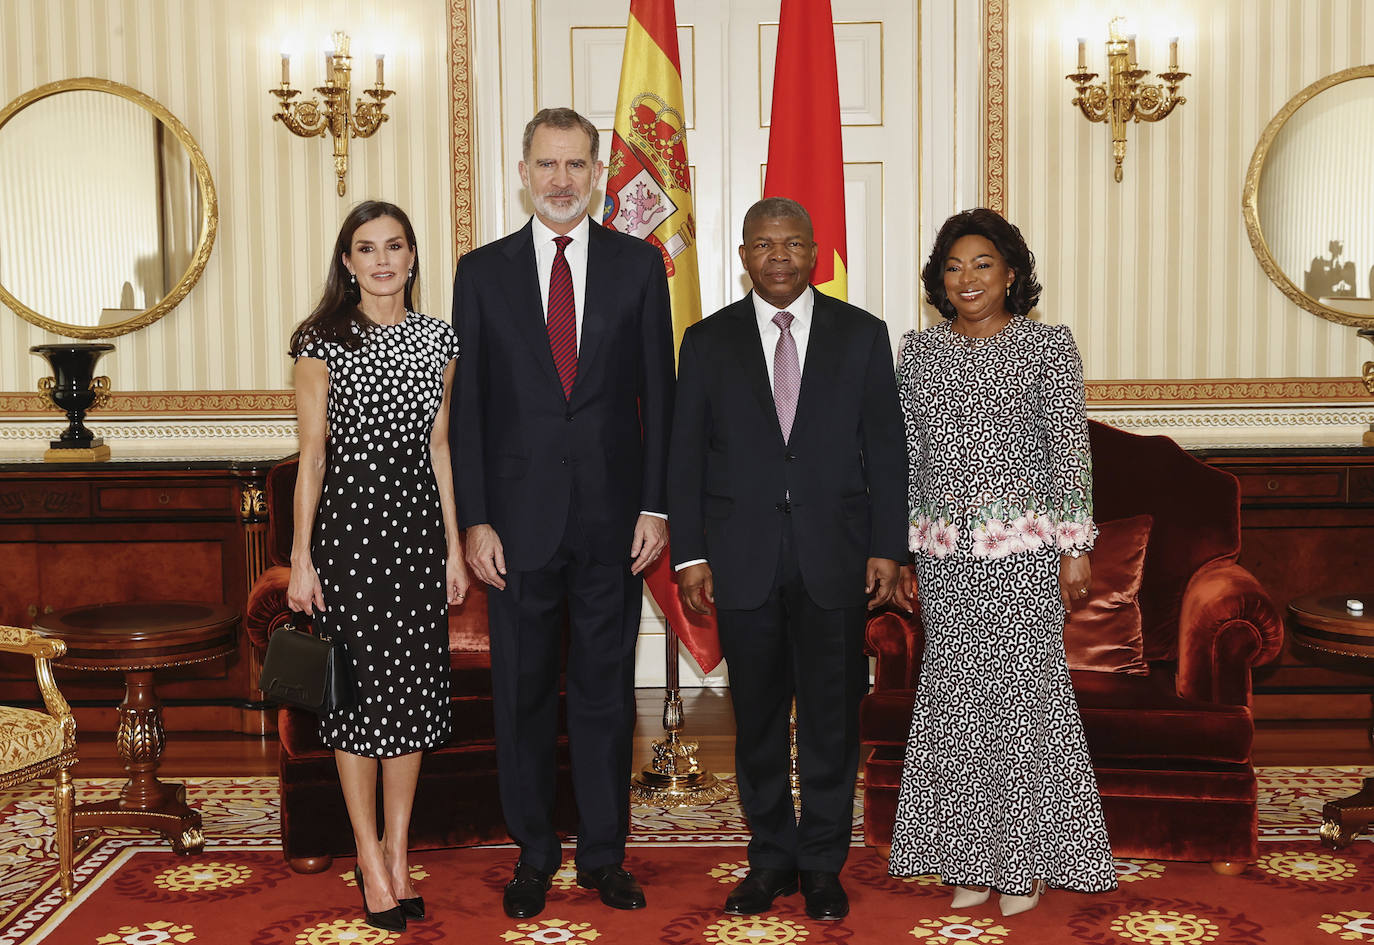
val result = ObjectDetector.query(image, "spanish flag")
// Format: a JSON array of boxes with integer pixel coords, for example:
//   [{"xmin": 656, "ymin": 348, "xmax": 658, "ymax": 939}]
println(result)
[
  {"xmin": 602, "ymin": 0, "xmax": 721, "ymax": 675},
  {"xmin": 764, "ymin": 0, "xmax": 848, "ymax": 301}
]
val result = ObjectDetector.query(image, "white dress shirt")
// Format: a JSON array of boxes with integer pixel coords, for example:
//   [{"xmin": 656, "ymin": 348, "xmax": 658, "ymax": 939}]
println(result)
[
  {"xmin": 531, "ymin": 214, "xmax": 591, "ymax": 346},
  {"xmin": 752, "ymin": 286, "xmax": 814, "ymax": 387},
  {"xmin": 676, "ymin": 287, "xmax": 815, "ymax": 571}
]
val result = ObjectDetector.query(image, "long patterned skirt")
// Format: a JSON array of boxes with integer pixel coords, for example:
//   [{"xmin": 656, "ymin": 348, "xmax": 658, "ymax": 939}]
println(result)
[{"xmin": 888, "ymin": 549, "xmax": 1117, "ymax": 895}]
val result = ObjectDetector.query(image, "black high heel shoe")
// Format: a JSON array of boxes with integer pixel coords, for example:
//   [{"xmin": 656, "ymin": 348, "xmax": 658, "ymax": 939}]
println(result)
[
  {"xmin": 355, "ymin": 865, "xmax": 407, "ymax": 932},
  {"xmin": 399, "ymin": 895, "xmax": 425, "ymax": 920}
]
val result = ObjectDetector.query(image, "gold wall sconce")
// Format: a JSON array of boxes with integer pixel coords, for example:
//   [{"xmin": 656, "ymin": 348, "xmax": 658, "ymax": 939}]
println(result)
[
  {"xmin": 1066, "ymin": 17, "xmax": 1189, "ymax": 182},
  {"xmin": 270, "ymin": 31, "xmax": 393, "ymax": 196}
]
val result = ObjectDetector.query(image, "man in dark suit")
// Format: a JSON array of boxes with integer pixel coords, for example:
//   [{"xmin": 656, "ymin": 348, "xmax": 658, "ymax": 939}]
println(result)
[
  {"xmin": 669, "ymin": 197, "xmax": 906, "ymax": 920},
  {"xmin": 451, "ymin": 107, "xmax": 674, "ymax": 919}
]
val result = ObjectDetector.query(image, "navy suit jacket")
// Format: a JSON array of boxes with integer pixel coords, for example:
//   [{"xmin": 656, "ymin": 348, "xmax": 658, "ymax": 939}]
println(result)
[
  {"xmin": 451, "ymin": 219, "xmax": 674, "ymax": 571},
  {"xmin": 668, "ymin": 288, "xmax": 907, "ymax": 610}
]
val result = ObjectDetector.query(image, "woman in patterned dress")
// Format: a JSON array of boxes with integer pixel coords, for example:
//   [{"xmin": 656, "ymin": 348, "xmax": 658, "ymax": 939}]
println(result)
[
  {"xmin": 887, "ymin": 208, "xmax": 1117, "ymax": 915},
  {"xmin": 286, "ymin": 201, "xmax": 468, "ymax": 932}
]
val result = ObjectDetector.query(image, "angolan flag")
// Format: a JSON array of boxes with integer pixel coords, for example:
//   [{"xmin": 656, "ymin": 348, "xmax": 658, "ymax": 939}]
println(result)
[{"xmin": 765, "ymin": 0, "xmax": 848, "ymax": 301}]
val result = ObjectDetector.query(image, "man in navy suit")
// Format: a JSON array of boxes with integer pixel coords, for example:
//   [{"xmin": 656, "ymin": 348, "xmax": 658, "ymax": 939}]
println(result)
[
  {"xmin": 451, "ymin": 107, "xmax": 674, "ymax": 919},
  {"xmin": 669, "ymin": 197, "xmax": 906, "ymax": 921}
]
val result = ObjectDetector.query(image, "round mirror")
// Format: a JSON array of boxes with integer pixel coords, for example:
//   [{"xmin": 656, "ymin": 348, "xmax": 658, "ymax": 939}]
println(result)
[
  {"xmin": 0, "ymin": 78, "xmax": 217, "ymax": 338},
  {"xmin": 1244, "ymin": 65, "xmax": 1374, "ymax": 328}
]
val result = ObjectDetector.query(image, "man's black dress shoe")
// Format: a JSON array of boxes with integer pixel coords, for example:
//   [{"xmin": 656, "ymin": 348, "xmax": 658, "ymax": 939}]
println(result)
[
  {"xmin": 723, "ymin": 868, "xmax": 799, "ymax": 915},
  {"xmin": 800, "ymin": 870, "xmax": 849, "ymax": 920},
  {"xmin": 354, "ymin": 865, "xmax": 406, "ymax": 932},
  {"xmin": 503, "ymin": 862, "xmax": 553, "ymax": 919},
  {"xmin": 575, "ymin": 865, "xmax": 647, "ymax": 910}
]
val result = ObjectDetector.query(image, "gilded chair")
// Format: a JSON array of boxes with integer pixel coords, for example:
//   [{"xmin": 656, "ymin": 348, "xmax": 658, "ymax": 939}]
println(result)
[{"xmin": 0, "ymin": 626, "xmax": 78, "ymax": 898}]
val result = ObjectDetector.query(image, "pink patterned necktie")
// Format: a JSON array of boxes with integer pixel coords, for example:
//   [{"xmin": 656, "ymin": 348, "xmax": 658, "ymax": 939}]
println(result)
[
  {"xmin": 547, "ymin": 235, "xmax": 577, "ymax": 399},
  {"xmin": 772, "ymin": 310, "xmax": 799, "ymax": 442}
]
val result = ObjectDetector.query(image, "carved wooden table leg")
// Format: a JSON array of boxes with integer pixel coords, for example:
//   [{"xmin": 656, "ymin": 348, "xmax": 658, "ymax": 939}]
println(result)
[
  {"xmin": 72, "ymin": 669, "xmax": 206, "ymax": 854},
  {"xmin": 1318, "ymin": 777, "xmax": 1374, "ymax": 849}
]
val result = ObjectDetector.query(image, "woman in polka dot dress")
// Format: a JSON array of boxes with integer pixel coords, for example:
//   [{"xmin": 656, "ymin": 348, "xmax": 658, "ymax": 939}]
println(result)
[
  {"xmin": 887, "ymin": 209, "xmax": 1117, "ymax": 916},
  {"xmin": 286, "ymin": 201, "xmax": 468, "ymax": 932}
]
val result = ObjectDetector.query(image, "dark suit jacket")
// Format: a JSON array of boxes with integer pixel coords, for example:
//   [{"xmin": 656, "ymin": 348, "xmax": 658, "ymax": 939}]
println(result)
[
  {"xmin": 668, "ymin": 288, "xmax": 907, "ymax": 611},
  {"xmin": 451, "ymin": 219, "xmax": 674, "ymax": 571}
]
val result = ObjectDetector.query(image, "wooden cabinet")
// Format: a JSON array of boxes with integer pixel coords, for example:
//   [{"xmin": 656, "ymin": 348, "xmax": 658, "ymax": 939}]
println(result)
[
  {"xmin": 1194, "ymin": 448, "xmax": 1374, "ymax": 711},
  {"xmin": 0, "ymin": 457, "xmax": 282, "ymax": 732}
]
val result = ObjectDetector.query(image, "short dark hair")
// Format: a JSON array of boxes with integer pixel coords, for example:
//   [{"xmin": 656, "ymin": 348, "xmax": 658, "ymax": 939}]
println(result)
[
  {"xmin": 522, "ymin": 107, "xmax": 599, "ymax": 162},
  {"xmin": 922, "ymin": 208, "xmax": 1042, "ymax": 319},
  {"xmin": 741, "ymin": 197, "xmax": 813, "ymax": 241}
]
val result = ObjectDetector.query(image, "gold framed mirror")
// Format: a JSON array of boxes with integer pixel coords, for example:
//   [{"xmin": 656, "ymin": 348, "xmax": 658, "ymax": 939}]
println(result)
[
  {"xmin": 0, "ymin": 77, "xmax": 217, "ymax": 338},
  {"xmin": 1243, "ymin": 65, "xmax": 1374, "ymax": 328}
]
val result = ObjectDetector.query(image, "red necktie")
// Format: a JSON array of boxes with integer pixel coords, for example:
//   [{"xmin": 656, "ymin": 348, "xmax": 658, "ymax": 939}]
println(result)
[{"xmin": 547, "ymin": 235, "xmax": 577, "ymax": 399}]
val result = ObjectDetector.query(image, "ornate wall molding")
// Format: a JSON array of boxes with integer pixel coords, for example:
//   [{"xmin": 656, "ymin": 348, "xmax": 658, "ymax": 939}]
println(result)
[
  {"xmin": 1087, "ymin": 378, "xmax": 1372, "ymax": 406},
  {"xmin": 982, "ymin": 0, "xmax": 1006, "ymax": 214},
  {"xmin": 0, "ymin": 390, "xmax": 295, "ymax": 418},
  {"xmin": 0, "ymin": 418, "xmax": 297, "ymax": 443},
  {"xmin": 450, "ymin": 0, "xmax": 476, "ymax": 263}
]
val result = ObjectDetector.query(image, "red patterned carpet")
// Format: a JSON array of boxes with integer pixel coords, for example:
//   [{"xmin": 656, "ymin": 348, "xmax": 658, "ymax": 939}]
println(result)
[{"xmin": 2, "ymin": 769, "xmax": 1372, "ymax": 944}]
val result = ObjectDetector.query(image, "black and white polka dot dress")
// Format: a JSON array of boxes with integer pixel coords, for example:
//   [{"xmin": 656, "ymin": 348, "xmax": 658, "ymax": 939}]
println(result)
[
  {"xmin": 295, "ymin": 313, "xmax": 457, "ymax": 759},
  {"xmin": 888, "ymin": 316, "xmax": 1117, "ymax": 895}
]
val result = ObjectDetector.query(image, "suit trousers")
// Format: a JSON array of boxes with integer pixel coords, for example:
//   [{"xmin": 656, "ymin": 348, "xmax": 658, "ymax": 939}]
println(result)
[
  {"xmin": 486, "ymin": 497, "xmax": 643, "ymax": 874},
  {"xmin": 717, "ymin": 516, "xmax": 870, "ymax": 874}
]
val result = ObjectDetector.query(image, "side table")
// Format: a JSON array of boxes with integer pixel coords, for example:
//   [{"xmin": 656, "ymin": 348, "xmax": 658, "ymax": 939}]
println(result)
[
  {"xmin": 33, "ymin": 601, "xmax": 238, "ymax": 854},
  {"xmin": 1288, "ymin": 593, "xmax": 1374, "ymax": 848}
]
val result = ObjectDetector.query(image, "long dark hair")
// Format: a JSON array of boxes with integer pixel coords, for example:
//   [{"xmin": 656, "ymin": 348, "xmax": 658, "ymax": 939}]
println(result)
[
  {"xmin": 922, "ymin": 208, "xmax": 1042, "ymax": 319},
  {"xmin": 289, "ymin": 201, "xmax": 420, "ymax": 354}
]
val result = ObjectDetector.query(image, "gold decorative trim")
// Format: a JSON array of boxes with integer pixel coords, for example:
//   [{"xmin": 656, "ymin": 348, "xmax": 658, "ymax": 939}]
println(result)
[
  {"xmin": 0, "ymin": 78, "xmax": 218, "ymax": 339},
  {"xmin": 1086, "ymin": 378, "xmax": 1373, "ymax": 406},
  {"xmin": 449, "ymin": 0, "xmax": 476, "ymax": 262},
  {"xmin": 0, "ymin": 391, "xmax": 294, "ymax": 417},
  {"xmin": 982, "ymin": 0, "xmax": 1006, "ymax": 213},
  {"xmin": 1242, "ymin": 64, "xmax": 1374, "ymax": 329}
]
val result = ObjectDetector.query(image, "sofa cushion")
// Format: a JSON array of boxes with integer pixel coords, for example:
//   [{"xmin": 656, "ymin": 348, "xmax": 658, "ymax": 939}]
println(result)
[
  {"xmin": 861, "ymin": 671, "xmax": 1252, "ymax": 765},
  {"xmin": 1074, "ymin": 671, "xmax": 1253, "ymax": 764},
  {"xmin": 1064, "ymin": 514, "xmax": 1151, "ymax": 675}
]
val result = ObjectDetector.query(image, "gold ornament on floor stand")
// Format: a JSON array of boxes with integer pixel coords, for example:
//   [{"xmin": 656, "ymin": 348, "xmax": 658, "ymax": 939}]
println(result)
[{"xmin": 630, "ymin": 629, "xmax": 732, "ymax": 806}]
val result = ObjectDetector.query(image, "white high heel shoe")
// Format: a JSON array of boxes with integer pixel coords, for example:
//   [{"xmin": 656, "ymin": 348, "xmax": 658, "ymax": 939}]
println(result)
[
  {"xmin": 949, "ymin": 885, "xmax": 991, "ymax": 908},
  {"xmin": 998, "ymin": 880, "xmax": 1045, "ymax": 916}
]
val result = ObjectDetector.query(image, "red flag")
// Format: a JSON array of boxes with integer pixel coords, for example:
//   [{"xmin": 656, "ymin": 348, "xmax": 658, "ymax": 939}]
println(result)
[
  {"xmin": 764, "ymin": 0, "xmax": 848, "ymax": 300},
  {"xmin": 602, "ymin": 0, "xmax": 722, "ymax": 675}
]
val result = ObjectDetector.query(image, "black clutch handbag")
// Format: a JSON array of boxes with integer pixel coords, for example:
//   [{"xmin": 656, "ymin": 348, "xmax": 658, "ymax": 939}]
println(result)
[{"xmin": 259, "ymin": 623, "xmax": 355, "ymax": 714}]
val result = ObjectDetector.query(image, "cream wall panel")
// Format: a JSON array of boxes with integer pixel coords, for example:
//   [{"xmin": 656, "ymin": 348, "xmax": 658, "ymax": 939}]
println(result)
[
  {"xmin": 0, "ymin": 0, "xmax": 455, "ymax": 397},
  {"xmin": 1004, "ymin": 0, "xmax": 1374, "ymax": 384}
]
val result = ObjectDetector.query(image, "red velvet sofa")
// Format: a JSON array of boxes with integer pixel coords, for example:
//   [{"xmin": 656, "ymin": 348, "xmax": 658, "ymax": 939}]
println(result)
[
  {"xmin": 244, "ymin": 457, "xmax": 575, "ymax": 872},
  {"xmin": 860, "ymin": 421, "xmax": 1284, "ymax": 871}
]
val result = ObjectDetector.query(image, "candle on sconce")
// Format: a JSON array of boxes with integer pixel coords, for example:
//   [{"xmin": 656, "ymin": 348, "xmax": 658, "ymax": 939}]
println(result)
[
  {"xmin": 1127, "ymin": 34, "xmax": 1137, "ymax": 64},
  {"xmin": 1076, "ymin": 37, "xmax": 1086, "ymax": 71},
  {"xmin": 280, "ymin": 52, "xmax": 290, "ymax": 86},
  {"xmin": 375, "ymin": 53, "xmax": 385, "ymax": 86},
  {"xmin": 324, "ymin": 47, "xmax": 334, "ymax": 85},
  {"xmin": 1169, "ymin": 36, "xmax": 1179, "ymax": 70}
]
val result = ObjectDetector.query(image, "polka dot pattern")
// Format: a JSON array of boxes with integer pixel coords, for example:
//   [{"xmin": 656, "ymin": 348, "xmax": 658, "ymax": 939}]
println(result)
[{"xmin": 295, "ymin": 313, "xmax": 458, "ymax": 758}]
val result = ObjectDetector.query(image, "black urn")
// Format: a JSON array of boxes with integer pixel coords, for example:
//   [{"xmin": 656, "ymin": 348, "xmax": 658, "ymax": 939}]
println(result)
[{"xmin": 30, "ymin": 343, "xmax": 116, "ymax": 455}]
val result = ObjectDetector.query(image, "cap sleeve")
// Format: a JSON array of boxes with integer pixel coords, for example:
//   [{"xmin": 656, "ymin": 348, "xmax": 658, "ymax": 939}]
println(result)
[{"xmin": 294, "ymin": 333, "xmax": 332, "ymax": 363}]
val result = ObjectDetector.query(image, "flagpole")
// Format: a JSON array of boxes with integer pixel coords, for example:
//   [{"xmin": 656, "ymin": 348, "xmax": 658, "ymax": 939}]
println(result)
[{"xmin": 629, "ymin": 626, "xmax": 731, "ymax": 805}]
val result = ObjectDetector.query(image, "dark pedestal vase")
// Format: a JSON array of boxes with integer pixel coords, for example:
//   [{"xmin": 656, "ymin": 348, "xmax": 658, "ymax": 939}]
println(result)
[{"xmin": 30, "ymin": 343, "xmax": 115, "ymax": 462}]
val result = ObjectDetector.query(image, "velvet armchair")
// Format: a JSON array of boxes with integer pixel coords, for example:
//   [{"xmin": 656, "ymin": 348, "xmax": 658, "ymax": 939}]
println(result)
[
  {"xmin": 860, "ymin": 421, "xmax": 1284, "ymax": 872},
  {"xmin": 244, "ymin": 456, "xmax": 575, "ymax": 873}
]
